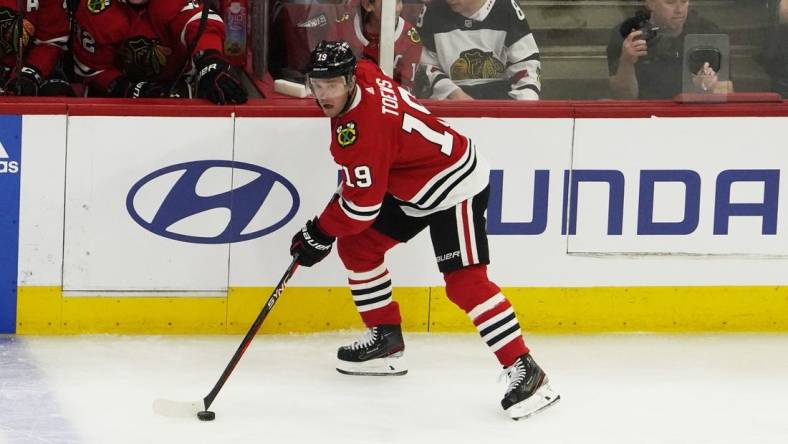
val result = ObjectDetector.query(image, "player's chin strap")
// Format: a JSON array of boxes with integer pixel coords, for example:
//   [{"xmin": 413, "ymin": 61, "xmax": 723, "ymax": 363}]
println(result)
[
  {"xmin": 167, "ymin": 0, "xmax": 213, "ymax": 97},
  {"xmin": 337, "ymin": 77, "xmax": 358, "ymax": 116}
]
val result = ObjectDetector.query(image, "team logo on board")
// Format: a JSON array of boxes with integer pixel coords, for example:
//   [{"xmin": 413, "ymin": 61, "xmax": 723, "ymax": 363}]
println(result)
[{"xmin": 336, "ymin": 121, "xmax": 357, "ymax": 147}]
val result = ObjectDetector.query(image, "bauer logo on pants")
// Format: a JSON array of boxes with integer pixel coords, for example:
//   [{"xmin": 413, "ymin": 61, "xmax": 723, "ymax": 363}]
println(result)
[{"xmin": 126, "ymin": 160, "xmax": 299, "ymax": 244}]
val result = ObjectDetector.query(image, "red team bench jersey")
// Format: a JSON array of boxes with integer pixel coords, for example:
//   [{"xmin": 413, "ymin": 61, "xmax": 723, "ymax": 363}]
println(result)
[
  {"xmin": 0, "ymin": 0, "xmax": 69, "ymax": 77},
  {"xmin": 329, "ymin": 13, "xmax": 422, "ymax": 91},
  {"xmin": 73, "ymin": 0, "xmax": 225, "ymax": 94},
  {"xmin": 317, "ymin": 60, "xmax": 490, "ymax": 238}
]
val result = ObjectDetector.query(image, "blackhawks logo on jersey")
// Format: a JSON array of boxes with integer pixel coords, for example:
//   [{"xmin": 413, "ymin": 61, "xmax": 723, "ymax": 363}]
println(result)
[
  {"xmin": 118, "ymin": 36, "xmax": 172, "ymax": 80},
  {"xmin": 407, "ymin": 28, "xmax": 421, "ymax": 44},
  {"xmin": 336, "ymin": 122, "xmax": 358, "ymax": 147},
  {"xmin": 87, "ymin": 0, "xmax": 111, "ymax": 14},
  {"xmin": 450, "ymin": 49, "xmax": 504, "ymax": 80}
]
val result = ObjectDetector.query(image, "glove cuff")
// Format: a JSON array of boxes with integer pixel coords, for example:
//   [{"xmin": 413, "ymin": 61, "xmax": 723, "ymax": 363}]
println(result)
[
  {"xmin": 310, "ymin": 218, "xmax": 335, "ymax": 243},
  {"xmin": 19, "ymin": 65, "xmax": 43, "ymax": 86}
]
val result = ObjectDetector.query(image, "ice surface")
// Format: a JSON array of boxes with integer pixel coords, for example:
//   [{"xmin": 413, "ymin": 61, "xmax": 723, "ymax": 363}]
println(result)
[{"xmin": 1, "ymin": 333, "xmax": 787, "ymax": 444}]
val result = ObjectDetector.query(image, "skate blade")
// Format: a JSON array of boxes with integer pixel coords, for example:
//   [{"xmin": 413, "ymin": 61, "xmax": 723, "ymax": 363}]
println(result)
[
  {"xmin": 507, "ymin": 383, "xmax": 560, "ymax": 420},
  {"xmin": 336, "ymin": 352, "xmax": 408, "ymax": 376}
]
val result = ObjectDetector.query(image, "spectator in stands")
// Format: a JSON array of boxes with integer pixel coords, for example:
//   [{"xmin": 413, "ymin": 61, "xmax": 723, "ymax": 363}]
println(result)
[
  {"xmin": 73, "ymin": 0, "xmax": 247, "ymax": 104},
  {"xmin": 607, "ymin": 0, "xmax": 723, "ymax": 99},
  {"xmin": 269, "ymin": 0, "xmax": 352, "ymax": 81},
  {"xmin": 329, "ymin": 0, "xmax": 422, "ymax": 92},
  {"xmin": 415, "ymin": 0, "xmax": 542, "ymax": 100},
  {"xmin": 0, "ymin": 0, "xmax": 73, "ymax": 96},
  {"xmin": 758, "ymin": 0, "xmax": 787, "ymax": 96}
]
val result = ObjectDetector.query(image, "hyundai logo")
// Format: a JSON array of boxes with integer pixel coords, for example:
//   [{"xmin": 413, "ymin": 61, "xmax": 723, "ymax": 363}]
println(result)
[{"xmin": 127, "ymin": 160, "xmax": 299, "ymax": 244}]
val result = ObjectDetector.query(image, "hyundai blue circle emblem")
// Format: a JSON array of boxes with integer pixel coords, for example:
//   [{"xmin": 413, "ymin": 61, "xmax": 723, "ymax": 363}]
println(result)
[{"xmin": 127, "ymin": 160, "xmax": 299, "ymax": 244}]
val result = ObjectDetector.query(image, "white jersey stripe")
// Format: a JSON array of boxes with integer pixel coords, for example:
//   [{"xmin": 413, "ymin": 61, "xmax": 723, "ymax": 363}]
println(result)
[
  {"xmin": 455, "ymin": 203, "xmax": 469, "ymax": 267},
  {"xmin": 339, "ymin": 198, "xmax": 380, "ymax": 221},
  {"xmin": 408, "ymin": 138, "xmax": 472, "ymax": 205},
  {"xmin": 180, "ymin": 12, "xmax": 224, "ymax": 46},
  {"xmin": 342, "ymin": 198, "xmax": 382, "ymax": 213},
  {"xmin": 417, "ymin": 143, "xmax": 478, "ymax": 210},
  {"xmin": 465, "ymin": 199, "xmax": 478, "ymax": 264},
  {"xmin": 33, "ymin": 36, "xmax": 68, "ymax": 49},
  {"xmin": 72, "ymin": 55, "xmax": 103, "ymax": 78}
]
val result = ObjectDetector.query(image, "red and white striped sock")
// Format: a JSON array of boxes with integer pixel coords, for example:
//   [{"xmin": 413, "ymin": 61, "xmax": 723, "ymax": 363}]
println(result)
[
  {"xmin": 468, "ymin": 293, "xmax": 529, "ymax": 367},
  {"xmin": 347, "ymin": 263, "xmax": 401, "ymax": 327}
]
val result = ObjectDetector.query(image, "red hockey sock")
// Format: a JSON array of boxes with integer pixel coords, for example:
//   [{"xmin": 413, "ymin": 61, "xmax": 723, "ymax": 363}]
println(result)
[
  {"xmin": 347, "ymin": 264, "xmax": 401, "ymax": 327},
  {"xmin": 444, "ymin": 265, "xmax": 529, "ymax": 367}
]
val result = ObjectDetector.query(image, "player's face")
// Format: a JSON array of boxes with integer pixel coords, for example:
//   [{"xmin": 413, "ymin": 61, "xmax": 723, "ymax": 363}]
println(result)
[
  {"xmin": 364, "ymin": 0, "xmax": 404, "ymax": 25},
  {"xmin": 445, "ymin": 0, "xmax": 483, "ymax": 16},
  {"xmin": 646, "ymin": 0, "xmax": 689, "ymax": 34},
  {"xmin": 309, "ymin": 76, "xmax": 354, "ymax": 118}
]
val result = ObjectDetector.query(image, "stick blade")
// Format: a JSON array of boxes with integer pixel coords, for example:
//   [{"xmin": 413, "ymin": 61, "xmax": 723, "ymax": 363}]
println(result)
[{"xmin": 152, "ymin": 398, "xmax": 204, "ymax": 418}]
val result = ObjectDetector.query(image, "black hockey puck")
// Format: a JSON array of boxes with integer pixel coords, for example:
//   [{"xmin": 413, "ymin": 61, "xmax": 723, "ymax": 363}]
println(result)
[{"xmin": 197, "ymin": 410, "xmax": 216, "ymax": 421}]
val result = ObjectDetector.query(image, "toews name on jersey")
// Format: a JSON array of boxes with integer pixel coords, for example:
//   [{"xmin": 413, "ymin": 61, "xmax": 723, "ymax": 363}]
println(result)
[
  {"xmin": 377, "ymin": 78, "xmax": 400, "ymax": 116},
  {"xmin": 316, "ymin": 60, "xmax": 489, "ymax": 238}
]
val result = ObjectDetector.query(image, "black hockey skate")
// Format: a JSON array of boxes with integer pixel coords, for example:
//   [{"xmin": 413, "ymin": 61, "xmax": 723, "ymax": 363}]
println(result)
[
  {"xmin": 336, "ymin": 324, "xmax": 407, "ymax": 376},
  {"xmin": 501, "ymin": 354, "xmax": 560, "ymax": 420}
]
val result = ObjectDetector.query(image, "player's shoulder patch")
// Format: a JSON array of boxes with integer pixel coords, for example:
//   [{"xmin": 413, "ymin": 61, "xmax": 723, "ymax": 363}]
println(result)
[
  {"xmin": 87, "ymin": 0, "xmax": 111, "ymax": 14},
  {"xmin": 336, "ymin": 121, "xmax": 358, "ymax": 148},
  {"xmin": 407, "ymin": 27, "xmax": 421, "ymax": 44}
]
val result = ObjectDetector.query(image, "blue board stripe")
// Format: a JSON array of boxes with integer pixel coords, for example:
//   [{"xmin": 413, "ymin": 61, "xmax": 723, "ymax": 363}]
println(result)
[{"xmin": 0, "ymin": 115, "xmax": 22, "ymax": 333}]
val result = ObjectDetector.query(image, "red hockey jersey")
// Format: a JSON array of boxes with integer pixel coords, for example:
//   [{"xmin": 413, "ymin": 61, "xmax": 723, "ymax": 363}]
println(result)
[
  {"xmin": 317, "ymin": 60, "xmax": 489, "ymax": 238},
  {"xmin": 328, "ymin": 13, "xmax": 422, "ymax": 91},
  {"xmin": 269, "ymin": 0, "xmax": 352, "ymax": 78},
  {"xmin": 73, "ymin": 0, "xmax": 225, "ymax": 94},
  {"xmin": 0, "ymin": 0, "xmax": 68, "ymax": 77}
]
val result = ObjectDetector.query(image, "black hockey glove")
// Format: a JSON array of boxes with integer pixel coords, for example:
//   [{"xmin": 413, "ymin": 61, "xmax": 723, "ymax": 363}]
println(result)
[
  {"xmin": 38, "ymin": 77, "xmax": 76, "ymax": 97},
  {"xmin": 193, "ymin": 50, "xmax": 248, "ymax": 105},
  {"xmin": 290, "ymin": 218, "xmax": 335, "ymax": 267},
  {"xmin": 7, "ymin": 65, "xmax": 43, "ymax": 96},
  {"xmin": 108, "ymin": 76, "xmax": 167, "ymax": 98}
]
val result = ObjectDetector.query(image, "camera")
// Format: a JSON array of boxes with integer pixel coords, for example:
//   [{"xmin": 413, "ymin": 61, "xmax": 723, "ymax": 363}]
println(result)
[{"xmin": 620, "ymin": 12, "xmax": 661, "ymax": 45}]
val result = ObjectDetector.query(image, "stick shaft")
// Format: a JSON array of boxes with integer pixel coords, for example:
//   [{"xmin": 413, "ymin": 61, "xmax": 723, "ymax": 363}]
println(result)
[{"xmin": 202, "ymin": 256, "xmax": 299, "ymax": 409}]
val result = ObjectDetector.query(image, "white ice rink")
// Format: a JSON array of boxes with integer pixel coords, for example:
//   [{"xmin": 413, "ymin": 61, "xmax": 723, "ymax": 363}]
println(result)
[{"xmin": 1, "ymin": 333, "xmax": 787, "ymax": 444}]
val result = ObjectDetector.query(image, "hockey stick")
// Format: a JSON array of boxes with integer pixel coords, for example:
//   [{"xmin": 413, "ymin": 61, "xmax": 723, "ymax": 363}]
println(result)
[
  {"xmin": 4, "ymin": 0, "xmax": 26, "ymax": 95},
  {"xmin": 153, "ymin": 255, "xmax": 300, "ymax": 420}
]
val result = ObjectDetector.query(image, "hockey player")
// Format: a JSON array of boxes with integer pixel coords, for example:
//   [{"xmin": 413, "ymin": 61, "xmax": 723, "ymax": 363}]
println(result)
[
  {"xmin": 0, "ymin": 0, "xmax": 72, "ymax": 96},
  {"xmin": 73, "ymin": 0, "xmax": 247, "ymax": 104},
  {"xmin": 328, "ymin": 0, "xmax": 422, "ymax": 92},
  {"xmin": 416, "ymin": 0, "xmax": 542, "ymax": 100},
  {"xmin": 289, "ymin": 40, "xmax": 559, "ymax": 420}
]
